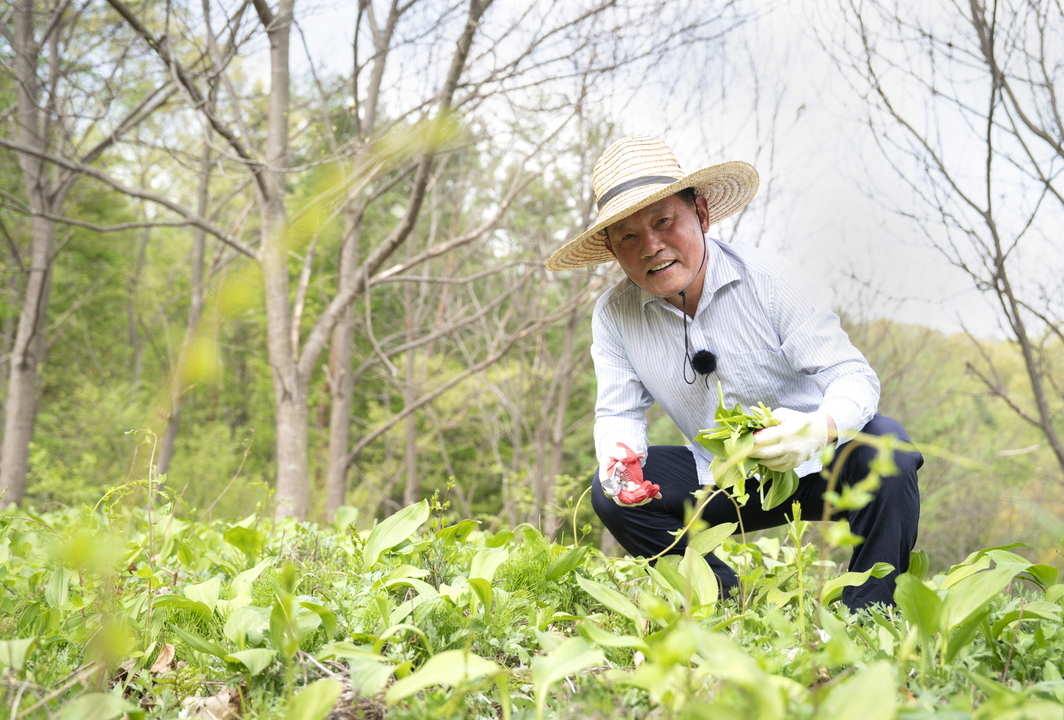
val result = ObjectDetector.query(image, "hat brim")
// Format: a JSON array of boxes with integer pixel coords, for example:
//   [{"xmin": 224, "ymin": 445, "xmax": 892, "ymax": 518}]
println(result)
[{"xmin": 545, "ymin": 161, "xmax": 759, "ymax": 271}]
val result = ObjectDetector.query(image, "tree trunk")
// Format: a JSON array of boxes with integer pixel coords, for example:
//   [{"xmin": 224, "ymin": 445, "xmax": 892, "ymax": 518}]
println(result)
[
  {"xmin": 544, "ymin": 302, "xmax": 581, "ymax": 539},
  {"xmin": 323, "ymin": 211, "xmax": 361, "ymax": 521},
  {"xmin": 0, "ymin": 217, "xmax": 55, "ymax": 505},
  {"xmin": 323, "ymin": 1, "xmax": 398, "ymax": 522},
  {"xmin": 157, "ymin": 142, "xmax": 211, "ymax": 476},
  {"xmin": 402, "ymin": 342, "xmax": 419, "ymax": 506},
  {"xmin": 1, "ymin": 1, "xmax": 54, "ymax": 505},
  {"xmin": 249, "ymin": 0, "xmax": 304, "ymax": 520},
  {"xmin": 127, "ymin": 226, "xmax": 150, "ymax": 392}
]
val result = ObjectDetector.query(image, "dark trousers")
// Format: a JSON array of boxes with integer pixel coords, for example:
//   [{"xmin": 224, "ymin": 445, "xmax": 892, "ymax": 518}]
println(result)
[{"xmin": 591, "ymin": 414, "xmax": 922, "ymax": 609}]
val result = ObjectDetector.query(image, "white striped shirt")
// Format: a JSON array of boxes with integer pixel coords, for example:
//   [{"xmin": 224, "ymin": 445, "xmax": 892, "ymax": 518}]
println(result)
[{"xmin": 592, "ymin": 239, "xmax": 880, "ymax": 485}]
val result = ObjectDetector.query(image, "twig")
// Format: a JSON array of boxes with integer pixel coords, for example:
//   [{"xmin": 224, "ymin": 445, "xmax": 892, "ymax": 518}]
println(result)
[
  {"xmin": 298, "ymin": 650, "xmax": 346, "ymax": 680},
  {"xmin": 13, "ymin": 662, "xmax": 101, "ymax": 720}
]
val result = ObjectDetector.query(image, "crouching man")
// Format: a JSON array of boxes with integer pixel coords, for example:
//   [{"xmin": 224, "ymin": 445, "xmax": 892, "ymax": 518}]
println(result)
[{"xmin": 545, "ymin": 135, "xmax": 921, "ymax": 609}]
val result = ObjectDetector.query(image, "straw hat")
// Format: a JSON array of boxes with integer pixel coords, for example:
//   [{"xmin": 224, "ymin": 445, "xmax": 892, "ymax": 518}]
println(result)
[{"xmin": 545, "ymin": 135, "xmax": 759, "ymax": 271}]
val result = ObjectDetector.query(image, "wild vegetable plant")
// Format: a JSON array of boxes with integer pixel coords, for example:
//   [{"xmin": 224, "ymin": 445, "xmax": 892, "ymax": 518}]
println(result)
[
  {"xmin": 694, "ymin": 383, "xmax": 801, "ymax": 510},
  {"xmin": 3, "ymin": 483, "xmax": 1064, "ymax": 718}
]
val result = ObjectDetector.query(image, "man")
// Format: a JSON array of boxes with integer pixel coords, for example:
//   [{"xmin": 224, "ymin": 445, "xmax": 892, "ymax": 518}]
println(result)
[{"xmin": 545, "ymin": 135, "xmax": 921, "ymax": 609}]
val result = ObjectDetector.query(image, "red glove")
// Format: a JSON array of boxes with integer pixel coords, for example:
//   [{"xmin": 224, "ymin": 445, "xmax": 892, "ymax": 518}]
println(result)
[{"xmin": 603, "ymin": 442, "xmax": 661, "ymax": 506}]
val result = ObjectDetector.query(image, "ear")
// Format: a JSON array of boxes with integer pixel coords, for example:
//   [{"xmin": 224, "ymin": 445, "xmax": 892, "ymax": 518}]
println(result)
[{"xmin": 695, "ymin": 195, "xmax": 711, "ymax": 233}]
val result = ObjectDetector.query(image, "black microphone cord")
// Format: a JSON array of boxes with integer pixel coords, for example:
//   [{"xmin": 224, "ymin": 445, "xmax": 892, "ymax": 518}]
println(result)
[{"xmin": 680, "ymin": 220, "xmax": 716, "ymax": 387}]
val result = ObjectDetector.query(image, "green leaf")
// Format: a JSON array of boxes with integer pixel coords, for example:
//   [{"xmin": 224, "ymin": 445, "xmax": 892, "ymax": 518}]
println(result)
[
  {"xmin": 485, "ymin": 530, "xmax": 514, "ymax": 548},
  {"xmin": 545, "ymin": 546, "xmax": 588, "ymax": 580},
  {"xmin": 385, "ymin": 649, "xmax": 501, "ymax": 704},
  {"xmin": 223, "ymin": 605, "xmax": 271, "ymax": 647},
  {"xmin": 469, "ymin": 547, "xmax": 508, "ymax": 583},
  {"xmin": 224, "ymin": 525, "xmax": 265, "ymax": 564},
  {"xmin": 679, "ymin": 546, "xmax": 719, "ymax": 607},
  {"xmin": 762, "ymin": 469, "xmax": 800, "ymax": 511},
  {"xmin": 908, "ymin": 550, "xmax": 930, "ymax": 581},
  {"xmin": 531, "ymin": 638, "xmax": 604, "ymax": 713},
  {"xmin": 816, "ymin": 660, "xmax": 897, "ymax": 720},
  {"xmin": 1020, "ymin": 564, "xmax": 1058, "ymax": 590},
  {"xmin": 468, "ymin": 577, "xmax": 493, "ymax": 612},
  {"xmin": 893, "ymin": 573, "xmax": 942, "ymax": 641},
  {"xmin": 353, "ymin": 660, "xmax": 400, "ymax": 697},
  {"xmin": 820, "ymin": 562, "xmax": 894, "ymax": 606},
  {"xmin": 941, "ymin": 554, "xmax": 992, "ymax": 589},
  {"xmin": 949, "ymin": 543, "xmax": 1023, "ymax": 573},
  {"xmin": 436, "ymin": 519, "xmax": 479, "ymax": 543},
  {"xmin": 944, "ymin": 614, "xmax": 987, "ymax": 665},
  {"xmin": 278, "ymin": 562, "xmax": 298, "ymax": 595},
  {"xmin": 1045, "ymin": 584, "xmax": 1064, "ymax": 605},
  {"xmin": 578, "ymin": 621, "xmax": 649, "ymax": 651},
  {"xmin": 694, "ymin": 433, "xmax": 728, "ymax": 459},
  {"xmin": 693, "ymin": 629, "xmax": 763, "ymax": 683},
  {"xmin": 270, "ymin": 596, "xmax": 300, "ymax": 660},
  {"xmin": 991, "ymin": 601, "xmax": 1061, "ymax": 639},
  {"xmin": 225, "ymin": 648, "xmax": 276, "ymax": 676},
  {"xmin": 985, "ymin": 548, "xmax": 1032, "ymax": 565},
  {"xmin": 316, "ymin": 644, "xmax": 397, "ymax": 696},
  {"xmin": 941, "ymin": 564, "xmax": 1027, "ymax": 634},
  {"xmin": 46, "ymin": 567, "xmax": 74, "ymax": 609},
  {"xmin": 286, "ymin": 678, "xmax": 343, "ymax": 720},
  {"xmin": 692, "ymin": 628, "xmax": 784, "ymax": 718},
  {"xmin": 316, "ymin": 642, "xmax": 385, "ymax": 662},
  {"xmin": 170, "ymin": 626, "xmax": 227, "ymax": 659},
  {"xmin": 688, "ymin": 523, "xmax": 737, "ymax": 556},
  {"xmin": 363, "ymin": 501, "xmax": 430, "ymax": 569},
  {"xmin": 184, "ymin": 576, "xmax": 222, "ymax": 613},
  {"xmin": 222, "ymin": 558, "xmax": 274, "ymax": 614},
  {"xmin": 576, "ymin": 575, "xmax": 642, "ymax": 625},
  {"xmin": 153, "ymin": 595, "xmax": 214, "ymax": 620},
  {"xmin": 332, "ymin": 506, "xmax": 359, "ymax": 531},
  {"xmin": 0, "ymin": 638, "xmax": 37, "ymax": 672},
  {"xmin": 299, "ymin": 601, "xmax": 337, "ymax": 640},
  {"xmin": 58, "ymin": 693, "xmax": 143, "ymax": 720},
  {"xmin": 649, "ymin": 556, "xmax": 688, "ymax": 597}
]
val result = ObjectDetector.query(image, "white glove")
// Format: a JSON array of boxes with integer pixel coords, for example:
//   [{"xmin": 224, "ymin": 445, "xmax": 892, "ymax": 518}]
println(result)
[{"xmin": 749, "ymin": 408, "xmax": 831, "ymax": 472}]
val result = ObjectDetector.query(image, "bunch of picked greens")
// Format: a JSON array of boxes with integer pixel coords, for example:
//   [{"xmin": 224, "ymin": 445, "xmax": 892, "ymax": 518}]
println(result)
[{"xmin": 694, "ymin": 383, "xmax": 800, "ymax": 510}]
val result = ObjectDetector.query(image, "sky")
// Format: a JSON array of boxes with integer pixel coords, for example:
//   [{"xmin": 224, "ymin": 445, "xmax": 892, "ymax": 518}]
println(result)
[
  {"xmin": 275, "ymin": 0, "xmax": 1016, "ymax": 338},
  {"xmin": 606, "ymin": 0, "xmax": 1007, "ymax": 338}
]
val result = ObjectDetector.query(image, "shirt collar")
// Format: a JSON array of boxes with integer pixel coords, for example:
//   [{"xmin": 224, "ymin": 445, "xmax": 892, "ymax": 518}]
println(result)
[{"xmin": 638, "ymin": 239, "xmax": 741, "ymax": 312}]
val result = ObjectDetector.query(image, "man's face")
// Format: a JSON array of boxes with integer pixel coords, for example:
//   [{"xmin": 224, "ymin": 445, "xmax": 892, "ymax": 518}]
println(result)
[{"xmin": 604, "ymin": 192, "xmax": 710, "ymax": 302}]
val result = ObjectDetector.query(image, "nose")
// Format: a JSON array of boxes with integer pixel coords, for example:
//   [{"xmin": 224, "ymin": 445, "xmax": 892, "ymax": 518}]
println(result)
[{"xmin": 640, "ymin": 229, "xmax": 667, "ymax": 258}]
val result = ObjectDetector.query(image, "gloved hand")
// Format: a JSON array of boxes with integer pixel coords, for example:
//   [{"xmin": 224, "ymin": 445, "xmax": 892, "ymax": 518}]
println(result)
[
  {"xmin": 599, "ymin": 442, "xmax": 661, "ymax": 507},
  {"xmin": 749, "ymin": 408, "xmax": 831, "ymax": 472}
]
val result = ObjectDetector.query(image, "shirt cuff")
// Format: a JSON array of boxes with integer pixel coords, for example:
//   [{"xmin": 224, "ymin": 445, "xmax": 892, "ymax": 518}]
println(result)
[
  {"xmin": 819, "ymin": 395, "xmax": 866, "ymax": 444},
  {"xmin": 594, "ymin": 417, "xmax": 648, "ymax": 469}
]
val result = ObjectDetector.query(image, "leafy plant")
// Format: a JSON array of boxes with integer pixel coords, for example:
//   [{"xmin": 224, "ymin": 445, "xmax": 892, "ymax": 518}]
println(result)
[
  {"xmin": 5, "ymin": 497, "xmax": 1064, "ymax": 719},
  {"xmin": 694, "ymin": 383, "xmax": 800, "ymax": 510}
]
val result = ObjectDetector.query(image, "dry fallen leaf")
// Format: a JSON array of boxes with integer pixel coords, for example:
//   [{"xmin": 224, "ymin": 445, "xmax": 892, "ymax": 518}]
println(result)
[
  {"xmin": 150, "ymin": 643, "xmax": 176, "ymax": 674},
  {"xmin": 185, "ymin": 689, "xmax": 240, "ymax": 720}
]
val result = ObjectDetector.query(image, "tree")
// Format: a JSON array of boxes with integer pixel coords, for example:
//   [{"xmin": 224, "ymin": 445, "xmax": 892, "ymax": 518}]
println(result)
[
  {"xmin": 106, "ymin": 0, "xmax": 757, "ymax": 522},
  {"xmin": 830, "ymin": 0, "xmax": 1064, "ymax": 477},
  {"xmin": 0, "ymin": 1, "xmax": 178, "ymax": 505}
]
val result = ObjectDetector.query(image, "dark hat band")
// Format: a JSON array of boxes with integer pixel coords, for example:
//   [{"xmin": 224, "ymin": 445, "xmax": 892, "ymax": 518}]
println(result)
[{"xmin": 596, "ymin": 175, "xmax": 679, "ymax": 211}]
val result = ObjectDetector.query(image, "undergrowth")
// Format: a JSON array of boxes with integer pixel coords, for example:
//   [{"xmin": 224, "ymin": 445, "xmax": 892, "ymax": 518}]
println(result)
[{"xmin": 1, "ymin": 486, "xmax": 1063, "ymax": 719}]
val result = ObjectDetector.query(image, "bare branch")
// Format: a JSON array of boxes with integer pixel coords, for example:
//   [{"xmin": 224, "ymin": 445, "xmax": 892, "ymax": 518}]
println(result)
[{"xmin": 0, "ymin": 136, "xmax": 257, "ymax": 258}]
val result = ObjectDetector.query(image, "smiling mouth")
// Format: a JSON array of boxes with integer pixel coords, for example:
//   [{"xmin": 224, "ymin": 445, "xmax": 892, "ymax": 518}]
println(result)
[{"xmin": 648, "ymin": 260, "xmax": 676, "ymax": 274}]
